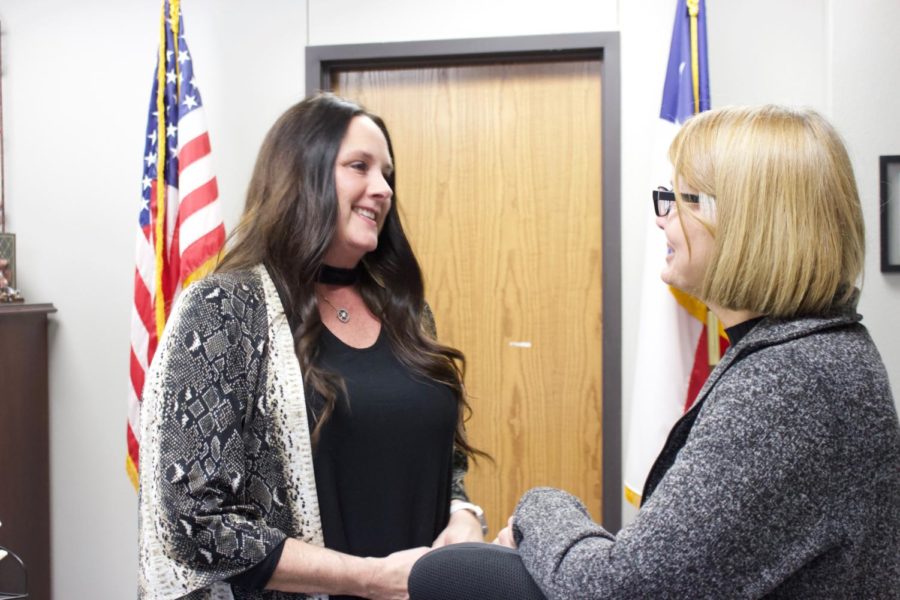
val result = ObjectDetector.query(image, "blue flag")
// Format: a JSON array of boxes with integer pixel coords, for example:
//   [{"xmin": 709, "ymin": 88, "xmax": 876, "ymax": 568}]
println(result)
[{"xmin": 660, "ymin": 0, "xmax": 710, "ymax": 124}]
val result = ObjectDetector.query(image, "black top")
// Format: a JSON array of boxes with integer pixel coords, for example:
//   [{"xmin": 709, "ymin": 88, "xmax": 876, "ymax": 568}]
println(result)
[
  {"xmin": 315, "ymin": 325, "xmax": 458, "ymax": 600},
  {"xmin": 228, "ymin": 323, "xmax": 458, "ymax": 595},
  {"xmin": 721, "ymin": 316, "xmax": 764, "ymax": 348},
  {"xmin": 641, "ymin": 316, "xmax": 764, "ymax": 505}
]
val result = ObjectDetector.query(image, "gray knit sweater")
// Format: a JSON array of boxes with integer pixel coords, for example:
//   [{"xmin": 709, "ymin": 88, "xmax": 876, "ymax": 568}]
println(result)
[{"xmin": 514, "ymin": 304, "xmax": 900, "ymax": 599}]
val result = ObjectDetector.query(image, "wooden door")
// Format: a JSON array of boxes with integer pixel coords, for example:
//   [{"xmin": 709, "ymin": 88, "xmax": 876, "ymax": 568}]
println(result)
[{"xmin": 334, "ymin": 60, "xmax": 603, "ymax": 533}]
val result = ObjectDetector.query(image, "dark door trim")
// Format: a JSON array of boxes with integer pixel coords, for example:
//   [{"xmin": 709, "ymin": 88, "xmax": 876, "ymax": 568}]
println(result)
[{"xmin": 306, "ymin": 32, "xmax": 622, "ymax": 531}]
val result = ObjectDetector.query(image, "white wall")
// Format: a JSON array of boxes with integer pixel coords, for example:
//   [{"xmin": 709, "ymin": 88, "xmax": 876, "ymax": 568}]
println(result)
[
  {"xmin": 0, "ymin": 0, "xmax": 897, "ymax": 596},
  {"xmin": 706, "ymin": 0, "xmax": 900, "ymax": 399},
  {"xmin": 3, "ymin": 3, "xmax": 157, "ymax": 598},
  {"xmin": 709, "ymin": 0, "xmax": 830, "ymax": 111},
  {"xmin": 830, "ymin": 0, "xmax": 900, "ymax": 382},
  {"xmin": 307, "ymin": 0, "xmax": 616, "ymax": 45}
]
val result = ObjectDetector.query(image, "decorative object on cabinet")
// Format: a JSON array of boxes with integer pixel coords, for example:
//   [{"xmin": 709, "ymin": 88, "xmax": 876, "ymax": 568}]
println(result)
[
  {"xmin": 0, "ymin": 232, "xmax": 23, "ymax": 303},
  {"xmin": 0, "ymin": 20, "xmax": 21, "ymax": 304}
]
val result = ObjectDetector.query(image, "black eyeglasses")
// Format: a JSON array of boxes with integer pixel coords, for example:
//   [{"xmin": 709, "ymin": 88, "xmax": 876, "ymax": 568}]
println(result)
[{"xmin": 652, "ymin": 186, "xmax": 700, "ymax": 217}]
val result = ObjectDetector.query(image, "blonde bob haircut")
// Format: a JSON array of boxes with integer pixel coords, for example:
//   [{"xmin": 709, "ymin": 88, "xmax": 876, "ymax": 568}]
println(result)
[{"xmin": 668, "ymin": 105, "xmax": 864, "ymax": 318}]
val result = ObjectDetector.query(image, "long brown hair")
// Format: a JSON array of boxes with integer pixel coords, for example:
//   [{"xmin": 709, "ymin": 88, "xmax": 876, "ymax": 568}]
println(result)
[{"xmin": 216, "ymin": 93, "xmax": 482, "ymax": 459}]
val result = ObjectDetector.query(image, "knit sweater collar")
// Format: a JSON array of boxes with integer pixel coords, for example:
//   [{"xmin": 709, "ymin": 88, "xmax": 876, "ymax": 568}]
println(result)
[{"xmin": 692, "ymin": 290, "xmax": 862, "ymax": 410}]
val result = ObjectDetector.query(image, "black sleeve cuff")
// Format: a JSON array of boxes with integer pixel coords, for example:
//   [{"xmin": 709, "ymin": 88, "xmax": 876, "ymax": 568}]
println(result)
[{"xmin": 225, "ymin": 538, "xmax": 288, "ymax": 590}]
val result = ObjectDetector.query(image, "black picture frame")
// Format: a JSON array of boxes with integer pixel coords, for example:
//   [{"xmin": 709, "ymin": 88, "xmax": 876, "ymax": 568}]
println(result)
[{"xmin": 880, "ymin": 155, "xmax": 900, "ymax": 273}]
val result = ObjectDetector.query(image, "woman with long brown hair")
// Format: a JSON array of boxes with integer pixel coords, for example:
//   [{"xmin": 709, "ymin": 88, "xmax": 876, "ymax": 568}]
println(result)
[{"xmin": 138, "ymin": 93, "xmax": 485, "ymax": 600}]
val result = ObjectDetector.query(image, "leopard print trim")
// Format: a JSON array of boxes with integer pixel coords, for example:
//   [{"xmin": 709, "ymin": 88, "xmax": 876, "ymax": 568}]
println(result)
[{"xmin": 256, "ymin": 264, "xmax": 326, "ymax": 552}]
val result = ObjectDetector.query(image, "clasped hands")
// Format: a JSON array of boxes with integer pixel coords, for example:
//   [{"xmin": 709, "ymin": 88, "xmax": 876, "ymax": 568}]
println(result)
[
  {"xmin": 362, "ymin": 506, "xmax": 487, "ymax": 600},
  {"xmin": 492, "ymin": 516, "xmax": 517, "ymax": 549},
  {"xmin": 372, "ymin": 512, "xmax": 518, "ymax": 600}
]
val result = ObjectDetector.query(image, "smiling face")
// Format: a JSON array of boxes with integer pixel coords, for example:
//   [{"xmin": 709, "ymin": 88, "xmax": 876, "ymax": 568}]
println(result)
[
  {"xmin": 656, "ymin": 182, "xmax": 716, "ymax": 296},
  {"xmin": 323, "ymin": 115, "xmax": 394, "ymax": 268}
]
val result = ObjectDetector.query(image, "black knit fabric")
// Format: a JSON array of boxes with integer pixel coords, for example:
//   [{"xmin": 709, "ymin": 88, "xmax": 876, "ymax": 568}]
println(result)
[
  {"xmin": 315, "ymin": 325, "xmax": 459, "ymax": 600},
  {"xmin": 409, "ymin": 543, "xmax": 546, "ymax": 600}
]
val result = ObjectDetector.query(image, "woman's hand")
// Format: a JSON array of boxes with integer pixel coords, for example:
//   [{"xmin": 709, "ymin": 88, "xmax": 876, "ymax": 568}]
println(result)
[
  {"xmin": 492, "ymin": 516, "xmax": 517, "ymax": 549},
  {"xmin": 268, "ymin": 538, "xmax": 428, "ymax": 599},
  {"xmin": 431, "ymin": 507, "xmax": 485, "ymax": 548},
  {"xmin": 363, "ymin": 546, "xmax": 431, "ymax": 600}
]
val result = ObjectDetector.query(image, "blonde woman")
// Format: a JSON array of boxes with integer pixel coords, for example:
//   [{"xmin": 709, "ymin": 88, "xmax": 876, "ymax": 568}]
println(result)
[{"xmin": 411, "ymin": 106, "xmax": 900, "ymax": 599}]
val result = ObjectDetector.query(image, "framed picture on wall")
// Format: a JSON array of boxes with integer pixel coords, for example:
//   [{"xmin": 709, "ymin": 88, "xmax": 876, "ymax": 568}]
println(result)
[{"xmin": 880, "ymin": 155, "xmax": 900, "ymax": 273}]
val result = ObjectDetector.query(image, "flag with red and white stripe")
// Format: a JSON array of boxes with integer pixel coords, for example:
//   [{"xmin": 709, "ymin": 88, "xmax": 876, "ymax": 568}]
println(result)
[
  {"xmin": 127, "ymin": 0, "xmax": 224, "ymax": 488},
  {"xmin": 624, "ymin": 0, "xmax": 727, "ymax": 507}
]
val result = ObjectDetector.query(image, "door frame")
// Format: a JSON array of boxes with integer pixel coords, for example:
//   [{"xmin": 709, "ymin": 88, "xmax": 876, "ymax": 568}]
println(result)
[{"xmin": 306, "ymin": 32, "xmax": 622, "ymax": 531}]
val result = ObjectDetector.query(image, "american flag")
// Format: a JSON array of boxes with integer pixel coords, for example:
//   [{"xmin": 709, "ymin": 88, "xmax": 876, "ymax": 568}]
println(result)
[{"xmin": 127, "ymin": 0, "xmax": 225, "ymax": 488}]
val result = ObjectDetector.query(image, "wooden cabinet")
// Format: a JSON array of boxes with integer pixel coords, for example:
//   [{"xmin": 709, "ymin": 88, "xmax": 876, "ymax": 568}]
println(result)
[{"xmin": 0, "ymin": 303, "xmax": 56, "ymax": 600}]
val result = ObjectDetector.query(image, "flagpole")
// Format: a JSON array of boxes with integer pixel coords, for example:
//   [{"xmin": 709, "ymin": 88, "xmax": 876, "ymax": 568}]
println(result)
[
  {"xmin": 687, "ymin": 0, "xmax": 701, "ymax": 115},
  {"xmin": 688, "ymin": 0, "xmax": 721, "ymax": 366},
  {"xmin": 153, "ymin": 1, "xmax": 169, "ymax": 338}
]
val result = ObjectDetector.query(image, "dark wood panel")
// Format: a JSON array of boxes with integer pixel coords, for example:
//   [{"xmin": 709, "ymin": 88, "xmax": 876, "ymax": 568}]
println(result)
[{"xmin": 0, "ymin": 304, "xmax": 55, "ymax": 600}]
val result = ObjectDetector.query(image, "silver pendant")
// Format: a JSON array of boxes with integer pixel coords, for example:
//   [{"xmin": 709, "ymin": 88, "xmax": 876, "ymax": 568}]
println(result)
[{"xmin": 336, "ymin": 308, "xmax": 350, "ymax": 323}]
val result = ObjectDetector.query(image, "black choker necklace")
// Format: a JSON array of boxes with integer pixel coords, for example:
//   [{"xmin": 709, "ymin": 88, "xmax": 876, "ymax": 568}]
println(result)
[{"xmin": 317, "ymin": 264, "xmax": 359, "ymax": 286}]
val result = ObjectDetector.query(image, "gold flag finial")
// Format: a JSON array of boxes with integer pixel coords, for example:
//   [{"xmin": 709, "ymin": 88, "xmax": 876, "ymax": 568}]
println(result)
[{"xmin": 687, "ymin": 0, "xmax": 700, "ymax": 18}]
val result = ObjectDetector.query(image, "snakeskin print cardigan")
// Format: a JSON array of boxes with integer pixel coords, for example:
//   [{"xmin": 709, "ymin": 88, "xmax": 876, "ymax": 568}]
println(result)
[
  {"xmin": 139, "ymin": 265, "xmax": 470, "ymax": 600},
  {"xmin": 513, "ymin": 301, "xmax": 900, "ymax": 599}
]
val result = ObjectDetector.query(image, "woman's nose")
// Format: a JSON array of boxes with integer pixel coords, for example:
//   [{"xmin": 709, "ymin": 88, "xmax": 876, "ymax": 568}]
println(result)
[
  {"xmin": 370, "ymin": 173, "xmax": 393, "ymax": 199},
  {"xmin": 656, "ymin": 213, "xmax": 667, "ymax": 230}
]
